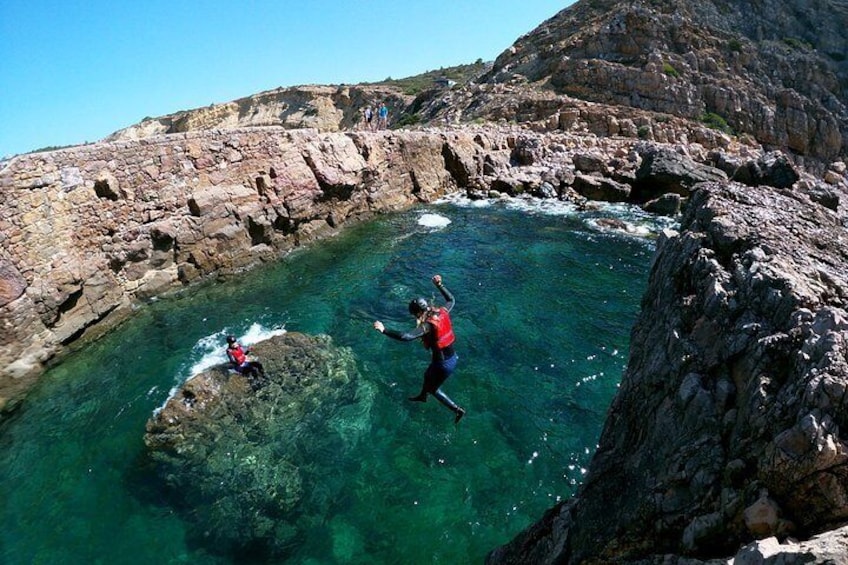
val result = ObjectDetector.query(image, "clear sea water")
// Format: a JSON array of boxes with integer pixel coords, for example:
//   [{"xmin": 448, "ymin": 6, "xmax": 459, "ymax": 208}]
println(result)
[{"xmin": 0, "ymin": 196, "xmax": 665, "ymax": 564}]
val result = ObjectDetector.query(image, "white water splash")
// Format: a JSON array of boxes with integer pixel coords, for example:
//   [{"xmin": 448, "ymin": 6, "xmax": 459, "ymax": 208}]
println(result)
[
  {"xmin": 584, "ymin": 217, "xmax": 653, "ymax": 237},
  {"xmin": 440, "ymin": 193, "xmax": 678, "ymax": 238},
  {"xmin": 154, "ymin": 322, "xmax": 287, "ymax": 414},
  {"xmin": 439, "ymin": 192, "xmax": 580, "ymax": 216},
  {"xmin": 417, "ymin": 213, "xmax": 451, "ymax": 228},
  {"xmin": 187, "ymin": 322, "xmax": 286, "ymax": 377}
]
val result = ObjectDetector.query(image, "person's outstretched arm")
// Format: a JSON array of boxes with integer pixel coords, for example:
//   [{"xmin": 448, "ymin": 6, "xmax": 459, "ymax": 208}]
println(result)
[
  {"xmin": 373, "ymin": 320, "xmax": 427, "ymax": 342},
  {"xmin": 432, "ymin": 274, "xmax": 455, "ymax": 312}
]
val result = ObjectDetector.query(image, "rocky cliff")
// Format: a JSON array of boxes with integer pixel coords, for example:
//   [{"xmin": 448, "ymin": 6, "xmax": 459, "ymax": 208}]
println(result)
[
  {"xmin": 8, "ymin": 114, "xmax": 837, "ymax": 415},
  {"xmin": 0, "ymin": 127, "xmax": 487, "ymax": 412},
  {"xmin": 4, "ymin": 0, "xmax": 848, "ymax": 562},
  {"xmin": 488, "ymin": 179, "xmax": 848, "ymax": 562},
  {"xmin": 454, "ymin": 0, "xmax": 848, "ymax": 161},
  {"xmin": 0, "ymin": 123, "xmax": 646, "ymax": 412},
  {"xmin": 108, "ymin": 2, "xmax": 848, "ymax": 167},
  {"xmin": 107, "ymin": 85, "xmax": 413, "ymax": 142}
]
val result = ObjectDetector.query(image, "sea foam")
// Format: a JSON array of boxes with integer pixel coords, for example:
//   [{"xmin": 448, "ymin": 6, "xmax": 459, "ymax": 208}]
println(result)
[
  {"xmin": 154, "ymin": 322, "xmax": 287, "ymax": 414},
  {"xmin": 417, "ymin": 213, "xmax": 451, "ymax": 228}
]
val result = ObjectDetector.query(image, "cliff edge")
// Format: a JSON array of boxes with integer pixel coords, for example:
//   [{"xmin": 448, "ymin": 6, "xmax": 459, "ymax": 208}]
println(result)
[
  {"xmin": 106, "ymin": 1, "xmax": 847, "ymax": 165},
  {"xmin": 488, "ymin": 179, "xmax": 848, "ymax": 562}
]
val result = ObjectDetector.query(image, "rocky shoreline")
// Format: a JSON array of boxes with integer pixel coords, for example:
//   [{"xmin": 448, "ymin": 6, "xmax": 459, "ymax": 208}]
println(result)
[
  {"xmin": 1, "ymin": 122, "xmax": 791, "ymax": 414},
  {"xmin": 487, "ymin": 179, "xmax": 848, "ymax": 562},
  {"xmin": 2, "ymin": 121, "xmax": 848, "ymax": 562},
  {"xmin": 4, "ymin": 0, "xmax": 848, "ymax": 560},
  {"xmin": 0, "ymin": 126, "xmax": 473, "ymax": 412}
]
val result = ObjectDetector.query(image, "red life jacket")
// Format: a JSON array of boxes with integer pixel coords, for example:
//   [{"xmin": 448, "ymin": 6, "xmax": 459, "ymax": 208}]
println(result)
[
  {"xmin": 423, "ymin": 307, "xmax": 455, "ymax": 350},
  {"xmin": 228, "ymin": 344, "xmax": 247, "ymax": 365}
]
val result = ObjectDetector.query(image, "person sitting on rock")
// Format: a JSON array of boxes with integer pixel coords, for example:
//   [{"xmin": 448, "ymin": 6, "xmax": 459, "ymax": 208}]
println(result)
[{"xmin": 225, "ymin": 335, "xmax": 265, "ymax": 389}]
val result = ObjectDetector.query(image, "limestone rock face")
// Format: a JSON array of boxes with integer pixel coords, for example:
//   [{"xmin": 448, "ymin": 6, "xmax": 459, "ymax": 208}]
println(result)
[
  {"xmin": 144, "ymin": 332, "xmax": 374, "ymax": 559},
  {"xmin": 487, "ymin": 180, "xmax": 848, "ymax": 563},
  {"xmin": 0, "ymin": 259, "xmax": 26, "ymax": 307}
]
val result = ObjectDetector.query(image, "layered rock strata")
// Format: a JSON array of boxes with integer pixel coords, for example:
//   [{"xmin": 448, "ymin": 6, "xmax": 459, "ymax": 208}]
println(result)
[
  {"xmin": 2, "ymin": 122, "xmax": 844, "ymax": 416},
  {"xmin": 488, "ymin": 180, "xmax": 848, "ymax": 562},
  {"xmin": 480, "ymin": 0, "xmax": 848, "ymax": 161},
  {"xmin": 107, "ymin": 84, "xmax": 412, "ymax": 142}
]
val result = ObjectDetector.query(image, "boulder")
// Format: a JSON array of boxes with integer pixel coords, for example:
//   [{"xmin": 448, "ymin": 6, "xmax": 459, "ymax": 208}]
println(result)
[
  {"xmin": 144, "ymin": 332, "xmax": 375, "ymax": 559},
  {"xmin": 642, "ymin": 193, "xmax": 682, "ymax": 216},
  {"xmin": 572, "ymin": 152, "xmax": 608, "ymax": 174},
  {"xmin": 572, "ymin": 173, "xmax": 631, "ymax": 202},
  {"xmin": 734, "ymin": 151, "xmax": 800, "ymax": 189},
  {"xmin": 733, "ymin": 524, "xmax": 848, "ymax": 565},
  {"xmin": 633, "ymin": 146, "xmax": 727, "ymax": 201},
  {"xmin": 807, "ymin": 184, "xmax": 840, "ymax": 211}
]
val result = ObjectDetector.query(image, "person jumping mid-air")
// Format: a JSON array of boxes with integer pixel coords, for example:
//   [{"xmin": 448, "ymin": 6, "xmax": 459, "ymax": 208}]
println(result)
[{"xmin": 373, "ymin": 274, "xmax": 466, "ymax": 424}]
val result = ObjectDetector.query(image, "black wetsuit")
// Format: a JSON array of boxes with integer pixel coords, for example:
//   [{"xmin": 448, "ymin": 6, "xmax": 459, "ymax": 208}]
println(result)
[{"xmin": 381, "ymin": 284, "xmax": 463, "ymax": 416}]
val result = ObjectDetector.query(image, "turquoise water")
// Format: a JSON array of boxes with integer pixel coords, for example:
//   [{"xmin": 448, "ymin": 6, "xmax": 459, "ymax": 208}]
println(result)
[{"xmin": 0, "ymin": 197, "xmax": 661, "ymax": 564}]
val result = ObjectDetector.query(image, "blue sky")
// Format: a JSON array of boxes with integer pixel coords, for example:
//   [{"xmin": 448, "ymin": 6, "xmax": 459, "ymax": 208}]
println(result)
[{"xmin": 0, "ymin": 0, "xmax": 574, "ymax": 158}]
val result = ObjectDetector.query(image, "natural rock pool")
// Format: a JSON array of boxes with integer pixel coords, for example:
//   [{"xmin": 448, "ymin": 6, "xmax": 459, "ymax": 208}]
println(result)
[{"xmin": 0, "ymin": 196, "xmax": 667, "ymax": 563}]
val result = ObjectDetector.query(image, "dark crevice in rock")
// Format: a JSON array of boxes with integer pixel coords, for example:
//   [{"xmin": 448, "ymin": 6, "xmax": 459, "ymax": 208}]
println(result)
[
  {"xmin": 93, "ymin": 178, "xmax": 120, "ymax": 201},
  {"xmin": 317, "ymin": 183, "xmax": 355, "ymax": 202},
  {"xmin": 57, "ymin": 288, "xmax": 83, "ymax": 318}
]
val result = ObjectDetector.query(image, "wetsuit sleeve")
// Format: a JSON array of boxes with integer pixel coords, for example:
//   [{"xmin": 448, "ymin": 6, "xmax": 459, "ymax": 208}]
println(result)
[
  {"xmin": 382, "ymin": 324, "xmax": 428, "ymax": 342},
  {"xmin": 436, "ymin": 283, "xmax": 455, "ymax": 313}
]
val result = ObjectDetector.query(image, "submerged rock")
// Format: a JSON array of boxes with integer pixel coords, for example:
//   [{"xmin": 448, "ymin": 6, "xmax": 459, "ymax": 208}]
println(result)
[{"xmin": 144, "ymin": 332, "xmax": 375, "ymax": 559}]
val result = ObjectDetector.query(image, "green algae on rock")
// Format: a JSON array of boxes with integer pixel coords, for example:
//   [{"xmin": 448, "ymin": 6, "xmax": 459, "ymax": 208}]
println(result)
[{"xmin": 144, "ymin": 332, "xmax": 375, "ymax": 558}]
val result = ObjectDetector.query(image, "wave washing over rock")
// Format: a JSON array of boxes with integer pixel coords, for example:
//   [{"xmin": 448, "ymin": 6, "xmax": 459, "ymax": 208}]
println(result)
[{"xmin": 143, "ymin": 332, "xmax": 375, "ymax": 559}]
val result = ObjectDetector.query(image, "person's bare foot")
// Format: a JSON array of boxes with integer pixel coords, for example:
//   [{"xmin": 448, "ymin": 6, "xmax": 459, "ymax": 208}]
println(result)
[{"xmin": 454, "ymin": 407, "xmax": 466, "ymax": 424}]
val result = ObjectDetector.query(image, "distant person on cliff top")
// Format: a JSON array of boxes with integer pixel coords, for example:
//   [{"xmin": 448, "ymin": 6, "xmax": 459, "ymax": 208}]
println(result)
[
  {"xmin": 226, "ymin": 335, "xmax": 266, "ymax": 390},
  {"xmin": 364, "ymin": 106, "xmax": 374, "ymax": 130},
  {"xmin": 373, "ymin": 274, "xmax": 466, "ymax": 424},
  {"xmin": 378, "ymin": 102, "xmax": 388, "ymax": 129}
]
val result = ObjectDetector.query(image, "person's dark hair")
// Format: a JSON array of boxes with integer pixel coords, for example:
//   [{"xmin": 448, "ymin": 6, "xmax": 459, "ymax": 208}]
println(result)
[{"xmin": 408, "ymin": 297, "xmax": 429, "ymax": 316}]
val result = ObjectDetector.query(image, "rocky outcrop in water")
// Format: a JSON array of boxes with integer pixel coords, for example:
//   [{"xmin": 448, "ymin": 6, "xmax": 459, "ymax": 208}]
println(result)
[
  {"xmin": 488, "ymin": 178, "xmax": 848, "ymax": 562},
  {"xmin": 143, "ymin": 332, "xmax": 374, "ymax": 559}
]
